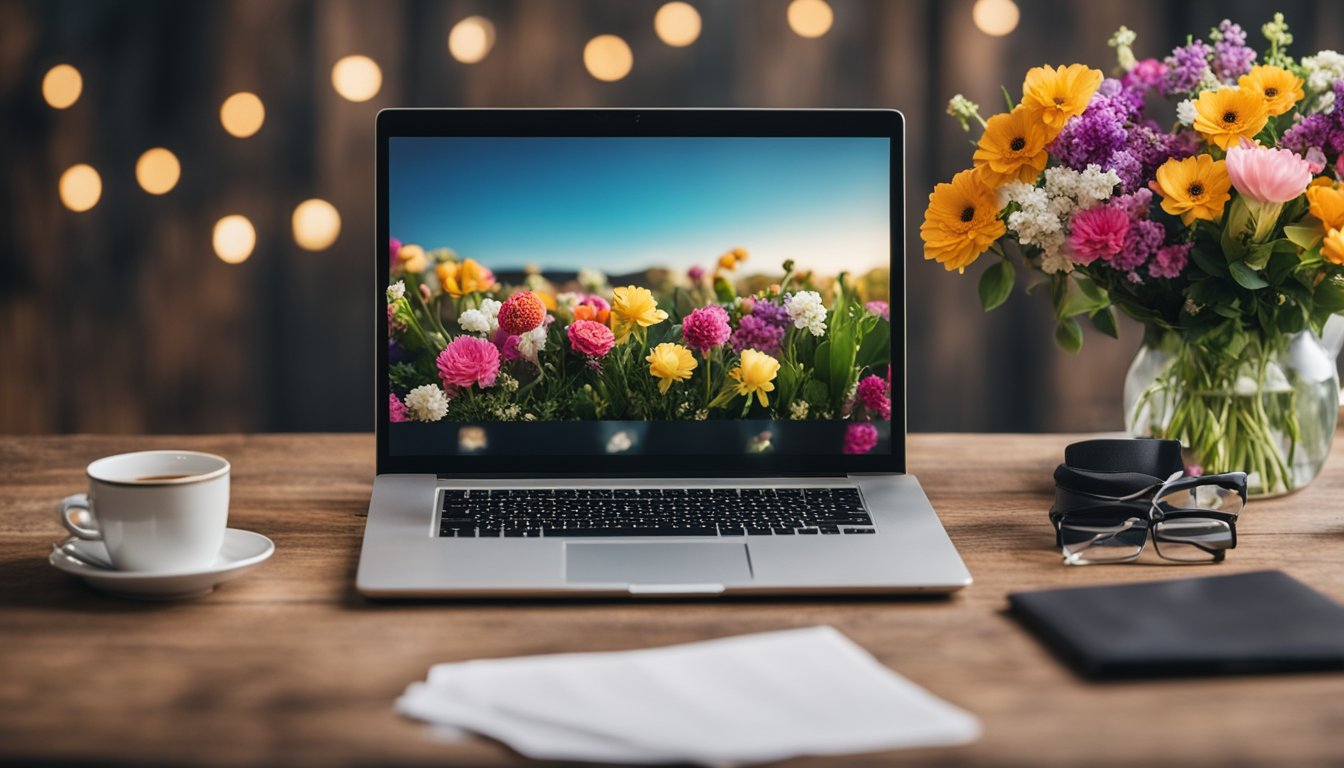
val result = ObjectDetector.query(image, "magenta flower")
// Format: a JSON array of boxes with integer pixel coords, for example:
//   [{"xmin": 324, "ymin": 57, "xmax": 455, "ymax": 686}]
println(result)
[
  {"xmin": 855, "ymin": 375, "xmax": 892, "ymax": 421},
  {"xmin": 681, "ymin": 305, "xmax": 731, "ymax": 354},
  {"xmin": 1149, "ymin": 243, "xmax": 1192, "ymax": 279},
  {"xmin": 436, "ymin": 336, "xmax": 500, "ymax": 389},
  {"xmin": 1225, "ymin": 144, "xmax": 1312, "ymax": 204},
  {"xmin": 567, "ymin": 319, "xmax": 616, "ymax": 357},
  {"xmin": 843, "ymin": 423, "xmax": 879, "ymax": 455},
  {"xmin": 389, "ymin": 393, "xmax": 409, "ymax": 423},
  {"xmin": 864, "ymin": 300, "xmax": 890, "ymax": 321},
  {"xmin": 1067, "ymin": 206, "xmax": 1130, "ymax": 265},
  {"xmin": 687, "ymin": 265, "xmax": 705, "ymax": 283},
  {"xmin": 389, "ymin": 237, "xmax": 401, "ymax": 267}
]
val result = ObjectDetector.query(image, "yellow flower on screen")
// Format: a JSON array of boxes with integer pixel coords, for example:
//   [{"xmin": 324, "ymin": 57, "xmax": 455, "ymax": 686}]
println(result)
[
  {"xmin": 436, "ymin": 258, "xmax": 496, "ymax": 296},
  {"xmin": 1021, "ymin": 63, "xmax": 1103, "ymax": 136},
  {"xmin": 397, "ymin": 244, "xmax": 428, "ymax": 273},
  {"xmin": 1238, "ymin": 65, "xmax": 1304, "ymax": 117},
  {"xmin": 646, "ymin": 343, "xmax": 697, "ymax": 395},
  {"xmin": 1153, "ymin": 155, "xmax": 1231, "ymax": 225},
  {"xmin": 1192, "ymin": 87, "xmax": 1269, "ymax": 150},
  {"xmin": 718, "ymin": 253, "xmax": 737, "ymax": 270},
  {"xmin": 972, "ymin": 106, "xmax": 1050, "ymax": 186},
  {"xmin": 920, "ymin": 168, "xmax": 1005, "ymax": 274},
  {"xmin": 610, "ymin": 285, "xmax": 668, "ymax": 342},
  {"xmin": 728, "ymin": 349, "xmax": 780, "ymax": 408}
]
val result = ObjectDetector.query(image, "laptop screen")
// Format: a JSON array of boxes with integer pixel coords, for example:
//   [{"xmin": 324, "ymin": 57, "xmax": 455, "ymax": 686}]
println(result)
[{"xmin": 384, "ymin": 128, "xmax": 896, "ymax": 470}]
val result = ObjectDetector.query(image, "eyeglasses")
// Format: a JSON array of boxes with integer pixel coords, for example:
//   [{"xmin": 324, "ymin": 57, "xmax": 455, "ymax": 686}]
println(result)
[{"xmin": 1049, "ymin": 439, "xmax": 1247, "ymax": 566}]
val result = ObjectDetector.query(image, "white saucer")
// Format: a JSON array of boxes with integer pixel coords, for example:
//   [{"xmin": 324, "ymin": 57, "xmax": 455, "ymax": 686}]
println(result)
[{"xmin": 49, "ymin": 528, "xmax": 275, "ymax": 600}]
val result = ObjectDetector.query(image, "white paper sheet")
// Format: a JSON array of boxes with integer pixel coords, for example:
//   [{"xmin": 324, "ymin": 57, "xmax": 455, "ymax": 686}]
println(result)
[{"xmin": 397, "ymin": 625, "xmax": 980, "ymax": 765}]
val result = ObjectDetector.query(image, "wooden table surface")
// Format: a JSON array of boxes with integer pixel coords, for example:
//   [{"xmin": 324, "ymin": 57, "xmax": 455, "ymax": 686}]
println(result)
[{"xmin": 2, "ymin": 433, "xmax": 1343, "ymax": 767}]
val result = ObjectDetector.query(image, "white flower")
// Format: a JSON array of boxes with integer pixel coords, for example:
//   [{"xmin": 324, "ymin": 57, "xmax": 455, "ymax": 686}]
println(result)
[
  {"xmin": 1303, "ymin": 50, "xmax": 1344, "ymax": 92},
  {"xmin": 1040, "ymin": 250, "xmax": 1075, "ymax": 275},
  {"xmin": 577, "ymin": 268, "xmax": 607, "ymax": 293},
  {"xmin": 1195, "ymin": 70, "xmax": 1223, "ymax": 92},
  {"xmin": 516, "ymin": 325, "xmax": 548, "ymax": 364},
  {"xmin": 1317, "ymin": 90, "xmax": 1337, "ymax": 115},
  {"xmin": 458, "ymin": 309, "xmax": 490, "ymax": 335},
  {"xmin": 386, "ymin": 281, "xmax": 406, "ymax": 302},
  {"xmin": 789, "ymin": 400, "xmax": 809, "ymax": 420},
  {"xmin": 784, "ymin": 290, "xmax": 827, "ymax": 336},
  {"xmin": 555, "ymin": 292, "xmax": 580, "ymax": 313},
  {"xmin": 1176, "ymin": 99, "xmax": 1198, "ymax": 127},
  {"xmin": 404, "ymin": 385, "xmax": 449, "ymax": 422},
  {"xmin": 498, "ymin": 373, "xmax": 520, "ymax": 392}
]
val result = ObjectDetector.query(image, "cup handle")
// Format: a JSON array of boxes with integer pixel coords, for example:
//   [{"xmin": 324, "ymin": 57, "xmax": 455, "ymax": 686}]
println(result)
[{"xmin": 59, "ymin": 493, "xmax": 102, "ymax": 541}]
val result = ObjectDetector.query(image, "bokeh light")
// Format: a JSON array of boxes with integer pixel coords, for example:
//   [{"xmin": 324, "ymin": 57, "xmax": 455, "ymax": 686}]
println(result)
[
  {"xmin": 58, "ymin": 164, "xmax": 101, "ymax": 212},
  {"xmin": 42, "ymin": 64, "xmax": 82, "ymax": 109},
  {"xmin": 220, "ymin": 92, "xmax": 265, "ymax": 138},
  {"xmin": 448, "ymin": 16, "xmax": 496, "ymax": 64},
  {"xmin": 291, "ymin": 199, "xmax": 341, "ymax": 251},
  {"xmin": 654, "ymin": 2, "xmax": 702, "ymax": 48},
  {"xmin": 213, "ymin": 215, "xmax": 256, "ymax": 264},
  {"xmin": 972, "ymin": 0, "xmax": 1020, "ymax": 36},
  {"xmin": 584, "ymin": 35, "xmax": 633, "ymax": 82},
  {"xmin": 787, "ymin": 0, "xmax": 833, "ymax": 38},
  {"xmin": 331, "ymin": 55, "xmax": 382, "ymax": 102},
  {"xmin": 135, "ymin": 148, "xmax": 181, "ymax": 195}
]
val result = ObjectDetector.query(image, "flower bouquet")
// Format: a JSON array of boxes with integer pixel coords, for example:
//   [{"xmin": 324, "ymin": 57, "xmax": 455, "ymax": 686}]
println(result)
[
  {"xmin": 923, "ymin": 14, "xmax": 1344, "ymax": 495},
  {"xmin": 385, "ymin": 240, "xmax": 893, "ymax": 454}
]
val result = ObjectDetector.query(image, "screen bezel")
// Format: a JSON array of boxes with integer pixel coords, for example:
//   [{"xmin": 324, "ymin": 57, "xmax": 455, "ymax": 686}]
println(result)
[{"xmin": 376, "ymin": 109, "xmax": 905, "ymax": 477}]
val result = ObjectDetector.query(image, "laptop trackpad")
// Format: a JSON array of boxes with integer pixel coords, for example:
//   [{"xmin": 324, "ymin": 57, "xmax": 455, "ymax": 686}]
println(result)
[{"xmin": 565, "ymin": 542, "xmax": 752, "ymax": 585}]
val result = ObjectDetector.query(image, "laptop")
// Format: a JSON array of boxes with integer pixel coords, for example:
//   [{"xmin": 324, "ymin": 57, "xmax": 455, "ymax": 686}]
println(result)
[{"xmin": 357, "ymin": 109, "xmax": 971, "ymax": 597}]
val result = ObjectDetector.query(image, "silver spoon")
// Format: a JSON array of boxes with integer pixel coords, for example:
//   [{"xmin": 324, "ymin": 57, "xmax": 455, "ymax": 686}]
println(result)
[{"xmin": 51, "ymin": 542, "xmax": 115, "ymax": 571}]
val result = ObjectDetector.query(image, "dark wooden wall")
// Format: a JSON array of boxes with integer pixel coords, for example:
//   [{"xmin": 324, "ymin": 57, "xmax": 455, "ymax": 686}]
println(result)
[{"xmin": 2, "ymin": 0, "xmax": 1341, "ymax": 434}]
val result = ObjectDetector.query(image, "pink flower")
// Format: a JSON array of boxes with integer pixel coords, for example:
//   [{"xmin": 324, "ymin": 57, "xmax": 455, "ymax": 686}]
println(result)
[
  {"xmin": 843, "ymin": 423, "xmax": 879, "ymax": 455},
  {"xmin": 1225, "ymin": 143, "xmax": 1312, "ymax": 204},
  {"xmin": 864, "ymin": 300, "xmax": 890, "ymax": 321},
  {"xmin": 1306, "ymin": 147, "xmax": 1328, "ymax": 175},
  {"xmin": 687, "ymin": 265, "xmax": 705, "ymax": 283},
  {"xmin": 389, "ymin": 393, "xmax": 409, "ymax": 423},
  {"xmin": 389, "ymin": 237, "xmax": 401, "ymax": 267},
  {"xmin": 680, "ymin": 305, "xmax": 731, "ymax": 354},
  {"xmin": 855, "ymin": 375, "xmax": 891, "ymax": 420},
  {"xmin": 567, "ymin": 319, "xmax": 615, "ymax": 357},
  {"xmin": 491, "ymin": 330, "xmax": 521, "ymax": 362},
  {"xmin": 436, "ymin": 336, "xmax": 500, "ymax": 389},
  {"xmin": 1067, "ymin": 206, "xmax": 1130, "ymax": 265},
  {"xmin": 1149, "ymin": 243, "xmax": 1192, "ymax": 279},
  {"xmin": 1335, "ymin": 155, "xmax": 1344, "ymax": 179}
]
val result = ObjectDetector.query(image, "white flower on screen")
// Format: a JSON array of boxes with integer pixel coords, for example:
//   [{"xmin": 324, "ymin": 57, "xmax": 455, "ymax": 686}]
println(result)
[
  {"xmin": 577, "ymin": 267, "xmax": 607, "ymax": 292},
  {"xmin": 517, "ymin": 325, "xmax": 548, "ymax": 364},
  {"xmin": 386, "ymin": 281, "xmax": 406, "ymax": 302},
  {"xmin": 404, "ymin": 384, "xmax": 449, "ymax": 422},
  {"xmin": 459, "ymin": 298, "xmax": 502, "ymax": 336},
  {"xmin": 789, "ymin": 400, "xmax": 809, "ymax": 420},
  {"xmin": 1176, "ymin": 99, "xmax": 1198, "ymax": 127},
  {"xmin": 784, "ymin": 291, "xmax": 827, "ymax": 336}
]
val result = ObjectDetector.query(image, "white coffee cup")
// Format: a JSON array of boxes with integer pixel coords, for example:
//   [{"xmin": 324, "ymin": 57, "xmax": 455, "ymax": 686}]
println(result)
[{"xmin": 57, "ymin": 451, "xmax": 231, "ymax": 572}]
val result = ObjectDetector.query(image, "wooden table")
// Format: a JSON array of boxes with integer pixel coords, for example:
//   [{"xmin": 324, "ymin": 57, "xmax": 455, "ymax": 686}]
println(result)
[{"xmin": 2, "ymin": 433, "xmax": 1343, "ymax": 766}]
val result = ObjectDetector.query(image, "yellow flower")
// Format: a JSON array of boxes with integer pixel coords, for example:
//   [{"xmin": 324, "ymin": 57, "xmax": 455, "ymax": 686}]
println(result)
[
  {"xmin": 1324, "ymin": 228, "xmax": 1344, "ymax": 265},
  {"xmin": 1238, "ymin": 65, "xmax": 1304, "ymax": 117},
  {"xmin": 728, "ymin": 349, "xmax": 780, "ymax": 408},
  {"xmin": 1021, "ymin": 64, "xmax": 1103, "ymax": 136},
  {"xmin": 731, "ymin": 246, "xmax": 748, "ymax": 262},
  {"xmin": 718, "ymin": 253, "xmax": 737, "ymax": 270},
  {"xmin": 397, "ymin": 244, "xmax": 428, "ymax": 273},
  {"xmin": 1192, "ymin": 87, "xmax": 1269, "ymax": 150},
  {"xmin": 920, "ymin": 169, "xmax": 1006, "ymax": 273},
  {"xmin": 1306, "ymin": 184, "xmax": 1344, "ymax": 230},
  {"xmin": 1153, "ymin": 155, "xmax": 1232, "ymax": 225},
  {"xmin": 610, "ymin": 285, "xmax": 668, "ymax": 342},
  {"xmin": 646, "ymin": 343, "xmax": 697, "ymax": 395},
  {"xmin": 972, "ymin": 106, "xmax": 1050, "ymax": 186},
  {"xmin": 435, "ymin": 258, "xmax": 496, "ymax": 296}
]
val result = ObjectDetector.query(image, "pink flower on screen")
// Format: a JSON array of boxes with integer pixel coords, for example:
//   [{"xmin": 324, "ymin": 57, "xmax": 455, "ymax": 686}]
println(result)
[
  {"xmin": 1225, "ymin": 143, "xmax": 1312, "ymax": 204},
  {"xmin": 687, "ymin": 265, "xmax": 705, "ymax": 283},
  {"xmin": 843, "ymin": 422, "xmax": 879, "ymax": 455},
  {"xmin": 680, "ymin": 305, "xmax": 731, "ymax": 354},
  {"xmin": 389, "ymin": 393, "xmax": 409, "ymax": 423},
  {"xmin": 855, "ymin": 375, "xmax": 892, "ymax": 420},
  {"xmin": 567, "ymin": 320, "xmax": 616, "ymax": 357},
  {"xmin": 389, "ymin": 237, "xmax": 401, "ymax": 266},
  {"xmin": 1067, "ymin": 205, "xmax": 1130, "ymax": 265},
  {"xmin": 437, "ymin": 336, "xmax": 500, "ymax": 389}
]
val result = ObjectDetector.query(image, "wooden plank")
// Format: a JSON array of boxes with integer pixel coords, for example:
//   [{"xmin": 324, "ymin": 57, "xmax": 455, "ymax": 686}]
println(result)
[{"xmin": 1, "ymin": 432, "xmax": 1342, "ymax": 765}]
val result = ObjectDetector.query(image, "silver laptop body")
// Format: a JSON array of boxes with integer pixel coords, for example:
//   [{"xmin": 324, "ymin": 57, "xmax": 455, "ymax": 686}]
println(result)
[{"xmin": 357, "ymin": 109, "xmax": 971, "ymax": 597}]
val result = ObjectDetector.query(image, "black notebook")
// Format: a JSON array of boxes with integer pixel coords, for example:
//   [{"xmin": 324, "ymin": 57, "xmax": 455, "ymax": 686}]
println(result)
[{"xmin": 1009, "ymin": 570, "xmax": 1344, "ymax": 679}]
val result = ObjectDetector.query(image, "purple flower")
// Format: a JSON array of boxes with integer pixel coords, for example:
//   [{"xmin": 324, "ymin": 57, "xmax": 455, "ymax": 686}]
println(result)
[
  {"xmin": 1283, "ymin": 82, "xmax": 1344, "ymax": 160},
  {"xmin": 843, "ymin": 423, "xmax": 879, "ymax": 455},
  {"xmin": 1049, "ymin": 82, "xmax": 1152, "ymax": 191},
  {"xmin": 681, "ymin": 305, "xmax": 731, "ymax": 354},
  {"xmin": 389, "ymin": 237, "xmax": 402, "ymax": 267},
  {"xmin": 731, "ymin": 300, "xmax": 790, "ymax": 354},
  {"xmin": 687, "ymin": 265, "xmax": 705, "ymax": 283},
  {"xmin": 1150, "ymin": 243, "xmax": 1192, "ymax": 279},
  {"xmin": 1163, "ymin": 39, "xmax": 1213, "ymax": 95},
  {"xmin": 1111, "ymin": 218, "xmax": 1163, "ymax": 272},
  {"xmin": 1211, "ymin": 20, "xmax": 1256, "ymax": 82}
]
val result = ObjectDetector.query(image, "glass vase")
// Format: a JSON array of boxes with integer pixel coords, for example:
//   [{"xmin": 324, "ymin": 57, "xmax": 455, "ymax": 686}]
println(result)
[{"xmin": 1123, "ymin": 327, "xmax": 1340, "ymax": 497}]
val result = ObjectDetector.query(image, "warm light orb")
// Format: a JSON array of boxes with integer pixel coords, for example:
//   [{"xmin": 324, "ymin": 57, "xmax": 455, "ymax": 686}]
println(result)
[
  {"xmin": 42, "ymin": 64, "xmax": 82, "ymax": 109},
  {"xmin": 213, "ymin": 215, "xmax": 256, "ymax": 264},
  {"xmin": 220, "ymin": 92, "xmax": 265, "ymax": 138},
  {"xmin": 654, "ymin": 2, "xmax": 702, "ymax": 47},
  {"xmin": 584, "ymin": 35, "xmax": 633, "ymax": 82},
  {"xmin": 448, "ymin": 16, "xmax": 496, "ymax": 64},
  {"xmin": 972, "ymin": 0, "xmax": 1020, "ymax": 36},
  {"xmin": 291, "ymin": 199, "xmax": 341, "ymax": 251},
  {"xmin": 135, "ymin": 148, "xmax": 181, "ymax": 195},
  {"xmin": 787, "ymin": 0, "xmax": 833, "ymax": 38},
  {"xmin": 58, "ymin": 164, "xmax": 101, "ymax": 212},
  {"xmin": 331, "ymin": 55, "xmax": 382, "ymax": 102}
]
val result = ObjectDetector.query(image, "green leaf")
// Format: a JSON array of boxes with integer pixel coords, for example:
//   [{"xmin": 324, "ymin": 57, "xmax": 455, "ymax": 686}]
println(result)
[
  {"xmin": 1315, "ymin": 274, "xmax": 1344, "ymax": 313},
  {"xmin": 1244, "ymin": 242, "xmax": 1275, "ymax": 270},
  {"xmin": 1056, "ymin": 276, "xmax": 1110, "ymax": 318},
  {"xmin": 1090, "ymin": 306, "xmax": 1119, "ymax": 339},
  {"xmin": 1001, "ymin": 86, "xmax": 1015, "ymax": 112},
  {"xmin": 1054, "ymin": 318, "xmax": 1083, "ymax": 353},
  {"xmin": 1229, "ymin": 260, "xmax": 1269, "ymax": 290},
  {"xmin": 713, "ymin": 276, "xmax": 736, "ymax": 303},
  {"xmin": 1284, "ymin": 223, "xmax": 1322, "ymax": 251},
  {"xmin": 977, "ymin": 260, "xmax": 1015, "ymax": 311}
]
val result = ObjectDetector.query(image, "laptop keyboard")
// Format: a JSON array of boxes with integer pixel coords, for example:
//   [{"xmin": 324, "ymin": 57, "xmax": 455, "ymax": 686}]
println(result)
[{"xmin": 437, "ymin": 487, "xmax": 875, "ymax": 538}]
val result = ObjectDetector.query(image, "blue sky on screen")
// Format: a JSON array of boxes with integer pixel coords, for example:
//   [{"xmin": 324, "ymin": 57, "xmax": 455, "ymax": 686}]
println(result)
[{"xmin": 389, "ymin": 136, "xmax": 890, "ymax": 278}]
